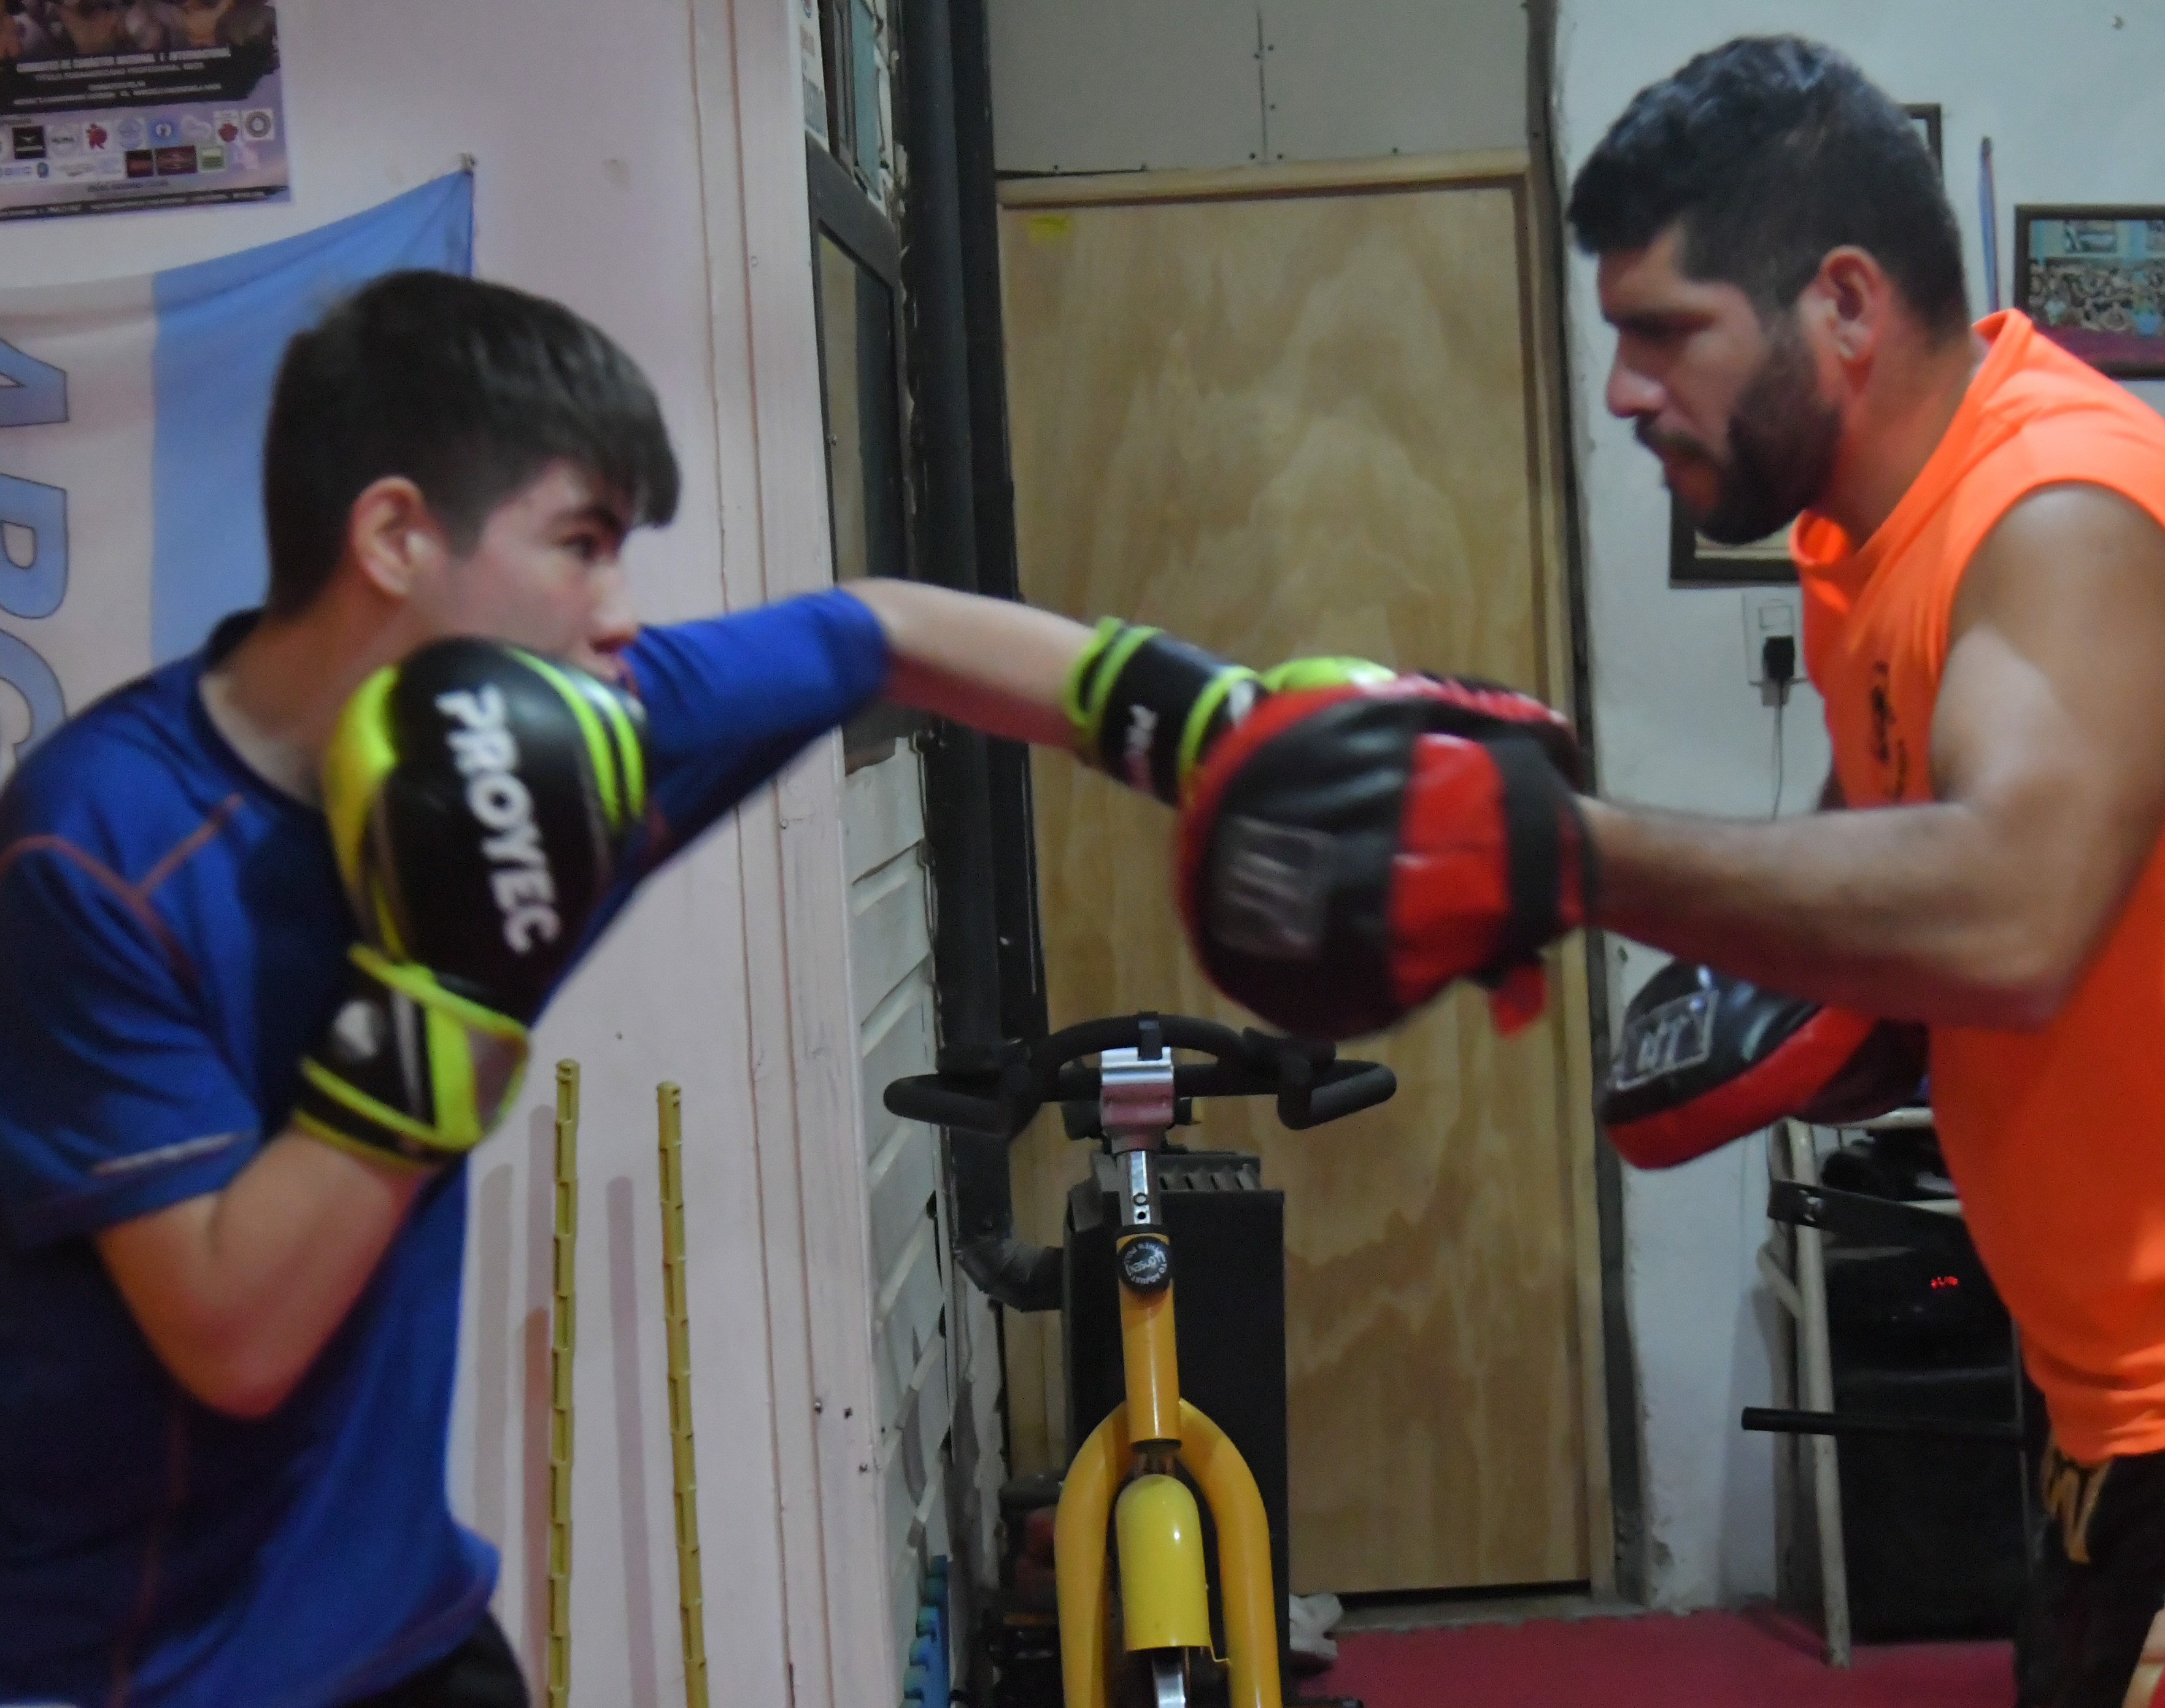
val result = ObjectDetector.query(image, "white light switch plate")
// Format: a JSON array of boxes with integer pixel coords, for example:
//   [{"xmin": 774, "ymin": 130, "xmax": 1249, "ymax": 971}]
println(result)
[{"xmin": 1742, "ymin": 591, "xmax": 1800, "ymax": 687}]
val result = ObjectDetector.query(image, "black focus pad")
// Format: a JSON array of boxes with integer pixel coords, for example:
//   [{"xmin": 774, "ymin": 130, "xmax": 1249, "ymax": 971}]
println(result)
[
  {"xmin": 362, "ymin": 640, "xmax": 647, "ymax": 1021},
  {"xmin": 1598, "ymin": 958, "xmax": 1927, "ymax": 1169},
  {"xmin": 1194, "ymin": 693, "xmax": 1430, "ymax": 1041},
  {"xmin": 1600, "ymin": 960, "xmax": 1819, "ymax": 1129},
  {"xmin": 1794, "ymin": 1017, "xmax": 1930, "ymax": 1127}
]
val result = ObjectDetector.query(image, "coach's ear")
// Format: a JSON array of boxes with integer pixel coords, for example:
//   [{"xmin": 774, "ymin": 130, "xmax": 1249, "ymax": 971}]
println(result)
[
  {"xmin": 346, "ymin": 475, "xmax": 449, "ymax": 604},
  {"xmin": 1800, "ymin": 244, "xmax": 1895, "ymax": 370}
]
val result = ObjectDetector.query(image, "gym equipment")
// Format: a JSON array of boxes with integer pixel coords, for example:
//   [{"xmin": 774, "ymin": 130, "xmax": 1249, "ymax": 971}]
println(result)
[
  {"xmin": 1599, "ymin": 960, "xmax": 1927, "ymax": 1168},
  {"xmin": 1175, "ymin": 679, "xmax": 1590, "ymax": 1042},
  {"xmin": 1745, "ymin": 1115, "xmax": 2029, "ymax": 1663},
  {"xmin": 887, "ymin": 1013, "xmax": 1395, "ymax": 1708}
]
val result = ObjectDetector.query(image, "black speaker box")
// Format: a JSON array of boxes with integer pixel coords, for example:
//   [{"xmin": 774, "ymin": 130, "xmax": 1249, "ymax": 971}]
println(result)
[
  {"xmin": 1824, "ymin": 1234, "xmax": 2028, "ymax": 1642},
  {"xmin": 1827, "ymin": 1363, "xmax": 2030, "ymax": 1641}
]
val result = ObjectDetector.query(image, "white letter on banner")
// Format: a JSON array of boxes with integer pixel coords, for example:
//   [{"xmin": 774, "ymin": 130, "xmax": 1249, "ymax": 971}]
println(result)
[
  {"xmin": 0, "ymin": 337, "xmax": 68, "ymax": 429},
  {"xmin": 0, "ymin": 336, "xmax": 72, "ymax": 766},
  {"xmin": 0, "ymin": 628, "xmax": 65, "ymax": 778},
  {"xmin": 0, "ymin": 473, "xmax": 68, "ymax": 620}
]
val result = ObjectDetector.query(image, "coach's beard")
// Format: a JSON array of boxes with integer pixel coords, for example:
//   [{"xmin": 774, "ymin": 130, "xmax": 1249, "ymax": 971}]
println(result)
[{"xmin": 1649, "ymin": 323, "xmax": 1843, "ymax": 545}]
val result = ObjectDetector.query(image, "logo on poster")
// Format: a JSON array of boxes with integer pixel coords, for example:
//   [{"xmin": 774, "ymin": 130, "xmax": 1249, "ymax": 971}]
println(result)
[
  {"xmin": 116, "ymin": 115, "xmax": 147, "ymax": 148},
  {"xmin": 45, "ymin": 124, "xmax": 82, "ymax": 155},
  {"xmin": 85, "ymin": 123, "xmax": 110, "ymax": 151},
  {"xmin": 124, "ymin": 149, "xmax": 156, "ymax": 179},
  {"xmin": 10, "ymin": 125, "xmax": 45, "ymax": 161},
  {"xmin": 196, "ymin": 144, "xmax": 226, "ymax": 173},
  {"xmin": 242, "ymin": 109, "xmax": 275, "ymax": 141},
  {"xmin": 214, "ymin": 110, "xmax": 241, "ymax": 144},
  {"xmin": 149, "ymin": 117, "xmax": 179, "ymax": 145},
  {"xmin": 53, "ymin": 155, "xmax": 124, "ymax": 182}
]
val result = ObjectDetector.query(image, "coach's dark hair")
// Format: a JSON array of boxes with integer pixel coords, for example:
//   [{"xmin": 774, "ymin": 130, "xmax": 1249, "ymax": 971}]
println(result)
[
  {"xmin": 261, "ymin": 271, "xmax": 680, "ymax": 615},
  {"xmin": 1568, "ymin": 37, "xmax": 1968, "ymax": 339}
]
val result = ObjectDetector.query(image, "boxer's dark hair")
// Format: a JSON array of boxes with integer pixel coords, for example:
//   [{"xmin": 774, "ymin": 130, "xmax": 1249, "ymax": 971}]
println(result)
[
  {"xmin": 262, "ymin": 271, "xmax": 680, "ymax": 615},
  {"xmin": 1568, "ymin": 36, "xmax": 1969, "ymax": 340}
]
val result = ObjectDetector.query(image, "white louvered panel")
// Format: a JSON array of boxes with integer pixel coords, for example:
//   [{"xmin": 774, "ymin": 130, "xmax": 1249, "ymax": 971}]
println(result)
[
  {"xmin": 851, "ymin": 856, "xmax": 934, "ymax": 1025},
  {"xmin": 866, "ymin": 1115, "xmax": 940, "ymax": 1289},
  {"xmin": 844, "ymin": 744, "xmax": 927, "ymax": 879},
  {"xmin": 860, "ymin": 970, "xmax": 936, "ymax": 1163},
  {"xmin": 846, "ymin": 744, "xmax": 1006, "ymax": 1668},
  {"xmin": 873, "ymin": 1219, "xmax": 946, "ymax": 1401}
]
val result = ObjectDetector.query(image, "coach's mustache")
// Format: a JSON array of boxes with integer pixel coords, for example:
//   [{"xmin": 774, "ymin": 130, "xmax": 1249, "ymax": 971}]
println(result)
[{"xmin": 1634, "ymin": 417, "xmax": 1721, "ymax": 467}]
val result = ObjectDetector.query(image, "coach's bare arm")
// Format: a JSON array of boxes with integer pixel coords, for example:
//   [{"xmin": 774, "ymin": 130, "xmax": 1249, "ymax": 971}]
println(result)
[{"xmin": 1586, "ymin": 484, "xmax": 2165, "ymax": 1029}]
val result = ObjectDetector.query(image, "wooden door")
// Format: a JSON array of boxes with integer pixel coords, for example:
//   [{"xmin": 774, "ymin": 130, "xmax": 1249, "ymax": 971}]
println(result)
[{"xmin": 995, "ymin": 156, "xmax": 1608, "ymax": 1593}]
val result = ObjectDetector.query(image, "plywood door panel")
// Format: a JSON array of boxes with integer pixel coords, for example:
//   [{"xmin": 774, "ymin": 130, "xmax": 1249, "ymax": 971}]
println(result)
[{"xmin": 998, "ymin": 174, "xmax": 1594, "ymax": 1591}]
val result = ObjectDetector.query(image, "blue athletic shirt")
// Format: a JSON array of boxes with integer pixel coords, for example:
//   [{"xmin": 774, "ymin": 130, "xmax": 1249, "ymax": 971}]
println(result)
[{"xmin": 0, "ymin": 590, "xmax": 890, "ymax": 1708}]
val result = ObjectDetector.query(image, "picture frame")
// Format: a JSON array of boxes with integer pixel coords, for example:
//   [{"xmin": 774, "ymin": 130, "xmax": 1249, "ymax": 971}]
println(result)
[
  {"xmin": 1905, "ymin": 104, "xmax": 1943, "ymax": 173},
  {"xmin": 1667, "ymin": 104, "xmax": 1946, "ymax": 587},
  {"xmin": 2013, "ymin": 206, "xmax": 2165, "ymax": 380},
  {"xmin": 1668, "ymin": 501, "xmax": 1797, "ymax": 587}
]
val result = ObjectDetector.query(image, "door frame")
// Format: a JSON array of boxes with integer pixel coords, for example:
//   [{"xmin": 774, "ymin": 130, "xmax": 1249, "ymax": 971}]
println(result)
[{"xmin": 992, "ymin": 149, "xmax": 1618, "ymax": 1596}]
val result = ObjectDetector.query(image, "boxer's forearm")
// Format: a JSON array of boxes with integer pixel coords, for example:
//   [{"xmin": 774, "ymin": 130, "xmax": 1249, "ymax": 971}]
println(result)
[
  {"xmin": 1584, "ymin": 794, "xmax": 2081, "ymax": 1030},
  {"xmin": 849, "ymin": 580, "xmax": 1087, "ymax": 748},
  {"xmin": 96, "ymin": 1131, "xmax": 425, "ymax": 1418}
]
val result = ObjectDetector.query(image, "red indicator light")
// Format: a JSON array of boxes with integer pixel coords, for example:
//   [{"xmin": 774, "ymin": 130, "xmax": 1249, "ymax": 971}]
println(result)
[{"xmin": 1929, "ymin": 1275, "xmax": 1960, "ymax": 1290}]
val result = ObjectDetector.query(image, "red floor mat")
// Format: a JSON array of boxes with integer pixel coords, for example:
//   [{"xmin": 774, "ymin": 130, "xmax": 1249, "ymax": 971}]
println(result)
[{"xmin": 1308, "ymin": 1609, "xmax": 2011, "ymax": 1708}]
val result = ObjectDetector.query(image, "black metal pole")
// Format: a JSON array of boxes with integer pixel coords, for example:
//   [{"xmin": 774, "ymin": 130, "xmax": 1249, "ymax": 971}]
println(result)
[
  {"xmin": 949, "ymin": 0, "xmax": 1048, "ymax": 1044},
  {"xmin": 1742, "ymin": 1406, "xmax": 2023, "ymax": 1445},
  {"xmin": 899, "ymin": 0, "xmax": 1004, "ymax": 1049}
]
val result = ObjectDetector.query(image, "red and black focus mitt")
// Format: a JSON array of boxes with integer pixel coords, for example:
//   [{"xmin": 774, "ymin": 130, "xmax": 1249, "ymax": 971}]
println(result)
[
  {"xmin": 1597, "ymin": 959, "xmax": 1928, "ymax": 1169},
  {"xmin": 1175, "ymin": 675, "xmax": 1594, "ymax": 1041}
]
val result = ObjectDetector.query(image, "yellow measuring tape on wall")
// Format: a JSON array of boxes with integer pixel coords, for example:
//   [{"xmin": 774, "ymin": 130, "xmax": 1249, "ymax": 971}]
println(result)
[
  {"xmin": 658, "ymin": 1082, "xmax": 710, "ymax": 1708},
  {"xmin": 547, "ymin": 1062, "xmax": 579, "ymax": 1708}
]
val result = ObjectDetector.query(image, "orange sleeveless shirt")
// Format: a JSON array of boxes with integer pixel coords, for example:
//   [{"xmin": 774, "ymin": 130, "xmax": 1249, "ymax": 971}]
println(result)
[{"xmin": 1793, "ymin": 310, "xmax": 2165, "ymax": 1459}]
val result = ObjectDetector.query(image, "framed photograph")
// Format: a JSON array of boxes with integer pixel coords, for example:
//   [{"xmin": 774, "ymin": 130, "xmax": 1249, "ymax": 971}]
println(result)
[
  {"xmin": 1904, "ymin": 104, "xmax": 1943, "ymax": 174},
  {"xmin": 1669, "ymin": 104, "xmax": 1945, "ymax": 586},
  {"xmin": 1669, "ymin": 502, "xmax": 1796, "ymax": 587},
  {"xmin": 2013, "ymin": 206, "xmax": 2165, "ymax": 379}
]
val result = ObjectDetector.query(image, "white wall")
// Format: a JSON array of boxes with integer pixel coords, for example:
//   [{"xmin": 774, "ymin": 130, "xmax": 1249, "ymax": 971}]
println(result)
[
  {"xmin": 4, "ymin": 2, "xmax": 882, "ymax": 1702},
  {"xmin": 1554, "ymin": 0, "xmax": 2165, "ymax": 1611}
]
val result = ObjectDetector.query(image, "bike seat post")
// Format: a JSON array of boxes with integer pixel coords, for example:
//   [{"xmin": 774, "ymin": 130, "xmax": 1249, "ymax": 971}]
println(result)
[{"xmin": 1099, "ymin": 1046, "xmax": 1183, "ymax": 1472}]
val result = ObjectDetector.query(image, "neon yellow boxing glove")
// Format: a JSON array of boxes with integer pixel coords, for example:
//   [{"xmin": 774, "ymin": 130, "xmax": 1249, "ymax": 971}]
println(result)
[{"xmin": 1062, "ymin": 619, "xmax": 1392, "ymax": 806}]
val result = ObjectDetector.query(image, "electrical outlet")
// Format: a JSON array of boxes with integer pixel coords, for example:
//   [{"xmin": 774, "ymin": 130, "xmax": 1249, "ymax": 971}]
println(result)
[{"xmin": 1743, "ymin": 591, "xmax": 1800, "ymax": 687}]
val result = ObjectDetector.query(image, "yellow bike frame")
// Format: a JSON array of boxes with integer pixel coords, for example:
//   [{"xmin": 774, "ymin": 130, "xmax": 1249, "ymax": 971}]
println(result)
[{"xmin": 1051, "ymin": 1125, "xmax": 1284, "ymax": 1708}]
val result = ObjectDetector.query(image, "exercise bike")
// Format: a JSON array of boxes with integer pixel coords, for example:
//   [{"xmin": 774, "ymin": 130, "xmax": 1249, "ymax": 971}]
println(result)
[{"xmin": 887, "ymin": 1014, "xmax": 1395, "ymax": 1708}]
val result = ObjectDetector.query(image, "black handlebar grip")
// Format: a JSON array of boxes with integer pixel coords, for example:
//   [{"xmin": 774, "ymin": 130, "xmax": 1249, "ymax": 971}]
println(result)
[
  {"xmin": 884, "ymin": 1075, "xmax": 1011, "ymax": 1135},
  {"xmin": 1279, "ymin": 1063, "xmax": 1397, "ymax": 1129}
]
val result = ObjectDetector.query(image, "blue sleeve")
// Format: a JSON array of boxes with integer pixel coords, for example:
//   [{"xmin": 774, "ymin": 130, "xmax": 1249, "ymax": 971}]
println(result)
[
  {"xmin": 623, "ymin": 588, "xmax": 891, "ymax": 858},
  {"xmin": 0, "ymin": 840, "xmax": 258, "ymax": 1248}
]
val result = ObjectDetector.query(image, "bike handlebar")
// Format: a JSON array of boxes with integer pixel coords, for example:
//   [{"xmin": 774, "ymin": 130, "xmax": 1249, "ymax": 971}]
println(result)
[{"xmin": 882, "ymin": 1012, "xmax": 1396, "ymax": 1140}]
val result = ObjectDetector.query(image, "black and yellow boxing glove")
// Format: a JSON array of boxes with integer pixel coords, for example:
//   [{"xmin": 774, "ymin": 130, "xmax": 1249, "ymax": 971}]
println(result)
[
  {"xmin": 1063, "ymin": 619, "xmax": 1394, "ymax": 806},
  {"xmin": 294, "ymin": 640, "xmax": 649, "ymax": 1169}
]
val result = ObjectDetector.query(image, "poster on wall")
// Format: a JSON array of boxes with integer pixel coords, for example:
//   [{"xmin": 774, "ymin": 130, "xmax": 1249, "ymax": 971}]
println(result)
[
  {"xmin": 0, "ymin": 0, "xmax": 287, "ymax": 220},
  {"xmin": 0, "ymin": 172, "xmax": 473, "ymax": 790}
]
